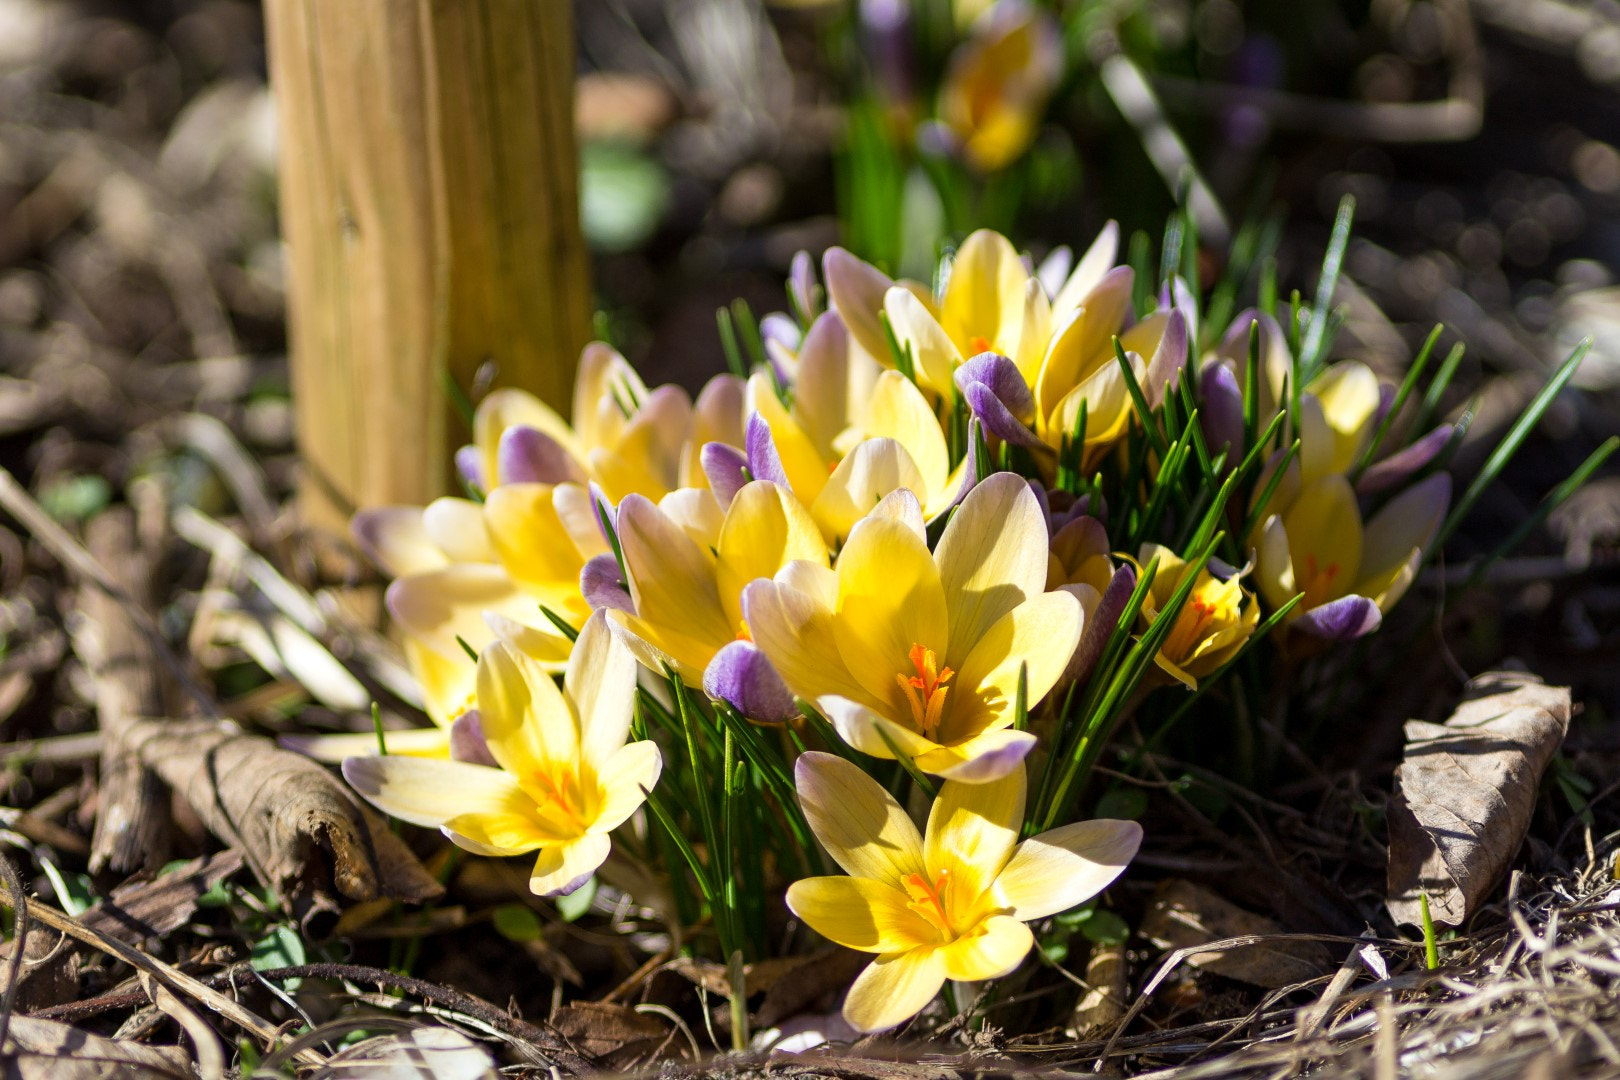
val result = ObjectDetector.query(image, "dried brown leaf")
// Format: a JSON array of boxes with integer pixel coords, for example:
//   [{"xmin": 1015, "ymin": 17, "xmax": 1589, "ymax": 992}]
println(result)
[
  {"xmin": 78, "ymin": 851, "xmax": 243, "ymax": 948},
  {"xmin": 1141, "ymin": 879, "xmax": 1332, "ymax": 988},
  {"xmin": 127, "ymin": 718, "xmax": 442, "ymax": 929},
  {"xmin": 550, "ymin": 1001, "xmax": 674, "ymax": 1066},
  {"xmin": 1387, "ymin": 670, "xmax": 1572, "ymax": 926},
  {"xmin": 0, "ymin": 1016, "xmax": 190, "ymax": 1079}
]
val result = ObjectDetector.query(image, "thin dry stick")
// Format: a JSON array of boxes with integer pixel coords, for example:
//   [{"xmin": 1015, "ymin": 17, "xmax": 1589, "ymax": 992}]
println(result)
[
  {"xmin": 0, "ymin": 468, "xmax": 212, "ymax": 711},
  {"xmin": 6, "ymin": 892, "xmax": 324, "ymax": 1066},
  {"xmin": 80, "ymin": 507, "xmax": 171, "ymax": 874},
  {"xmin": 0, "ymin": 852, "xmax": 30, "ymax": 1055}
]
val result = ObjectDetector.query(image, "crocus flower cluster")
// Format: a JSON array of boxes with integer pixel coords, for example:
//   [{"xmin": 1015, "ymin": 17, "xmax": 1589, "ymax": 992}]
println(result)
[{"xmin": 333, "ymin": 225, "xmax": 1451, "ymax": 1033}]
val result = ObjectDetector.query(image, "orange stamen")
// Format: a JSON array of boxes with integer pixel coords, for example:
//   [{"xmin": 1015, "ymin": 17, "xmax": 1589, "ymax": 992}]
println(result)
[
  {"xmin": 968, "ymin": 334, "xmax": 994, "ymax": 356},
  {"xmin": 1301, "ymin": 554, "xmax": 1341, "ymax": 609},
  {"xmin": 532, "ymin": 763, "xmax": 585, "ymax": 828},
  {"xmin": 895, "ymin": 643, "xmax": 953, "ymax": 739},
  {"xmin": 902, "ymin": 869, "xmax": 955, "ymax": 937}
]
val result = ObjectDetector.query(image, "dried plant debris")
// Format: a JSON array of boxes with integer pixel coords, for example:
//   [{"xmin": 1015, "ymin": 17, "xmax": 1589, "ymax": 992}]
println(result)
[
  {"xmin": 126, "ymin": 719, "xmax": 443, "ymax": 926},
  {"xmin": 1387, "ymin": 670, "xmax": 1573, "ymax": 926},
  {"xmin": 1140, "ymin": 879, "xmax": 1333, "ymax": 989}
]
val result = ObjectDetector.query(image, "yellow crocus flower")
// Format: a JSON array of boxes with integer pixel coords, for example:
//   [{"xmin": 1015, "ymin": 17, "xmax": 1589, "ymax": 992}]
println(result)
[
  {"xmin": 1136, "ymin": 544, "xmax": 1259, "ymax": 689},
  {"xmin": 343, "ymin": 611, "xmax": 662, "ymax": 896},
  {"xmin": 1256, "ymin": 473, "xmax": 1450, "ymax": 642},
  {"xmin": 611, "ymin": 480, "xmax": 827, "ymax": 716},
  {"xmin": 786, "ymin": 752, "xmax": 1141, "ymax": 1031},
  {"xmin": 744, "ymin": 473, "xmax": 1082, "ymax": 781},
  {"xmin": 937, "ymin": 1, "xmax": 1063, "ymax": 174}
]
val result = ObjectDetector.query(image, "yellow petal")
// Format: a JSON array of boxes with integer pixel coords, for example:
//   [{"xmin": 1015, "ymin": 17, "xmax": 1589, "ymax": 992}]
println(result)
[
  {"xmin": 716, "ymin": 481, "xmax": 827, "ymax": 628},
  {"xmin": 386, "ymin": 566, "xmax": 560, "ymax": 666},
  {"xmin": 483, "ymin": 483, "xmax": 587, "ymax": 595},
  {"xmin": 1308, "ymin": 361, "xmax": 1380, "ymax": 477},
  {"xmin": 821, "ymin": 696, "xmax": 940, "ymax": 761},
  {"xmin": 590, "ymin": 386, "xmax": 691, "ymax": 502},
  {"xmin": 937, "ymin": 915, "xmax": 1032, "ymax": 982},
  {"xmin": 741, "ymin": 581, "xmax": 883, "ymax": 710},
  {"xmin": 530, "ymin": 833, "xmax": 612, "ymax": 896},
  {"xmin": 1254, "ymin": 514, "xmax": 1298, "ymax": 613},
  {"xmin": 925, "ymin": 770, "xmax": 1023, "ymax": 914},
  {"xmin": 1035, "ymin": 267, "xmax": 1133, "ymax": 424},
  {"xmin": 443, "ymin": 808, "xmax": 556, "ymax": 853},
  {"xmin": 1012, "ymin": 278, "xmax": 1053, "ymax": 387},
  {"xmin": 1359, "ymin": 473, "xmax": 1449, "ymax": 587},
  {"xmin": 941, "ymin": 230, "xmax": 1027, "ymax": 360},
  {"xmin": 785, "ymin": 876, "xmax": 936, "ymax": 953},
  {"xmin": 566, "ymin": 611, "xmax": 639, "ymax": 768},
  {"xmin": 616, "ymin": 494, "xmax": 733, "ymax": 666},
  {"xmin": 342, "ymin": 755, "xmax": 533, "ymax": 831},
  {"xmin": 474, "ymin": 388, "xmax": 581, "ymax": 489},
  {"xmin": 934, "ymin": 473, "xmax": 1047, "ymax": 670},
  {"xmin": 1051, "ymin": 221, "xmax": 1120, "ymax": 317},
  {"xmin": 842, "ymin": 949, "xmax": 947, "ymax": 1032},
  {"xmin": 291, "ymin": 727, "xmax": 451, "ymax": 763},
  {"xmin": 658, "ymin": 488, "xmax": 724, "ymax": 551},
  {"xmin": 748, "ymin": 372, "xmax": 830, "ymax": 504},
  {"xmin": 864, "ymin": 371, "xmax": 950, "ymax": 499},
  {"xmin": 352, "ymin": 506, "xmax": 450, "ymax": 577},
  {"xmin": 421, "ymin": 497, "xmax": 494, "ymax": 564},
  {"xmin": 911, "ymin": 728, "xmax": 1037, "ymax": 783},
  {"xmin": 553, "ymin": 483, "xmax": 612, "ymax": 560},
  {"xmin": 1282, "ymin": 476, "xmax": 1363, "ymax": 607},
  {"xmin": 573, "ymin": 343, "xmax": 648, "ymax": 454},
  {"xmin": 811, "ymin": 438, "xmax": 926, "ymax": 546},
  {"xmin": 834, "ymin": 516, "xmax": 949, "ymax": 707},
  {"xmin": 476, "ymin": 640, "xmax": 577, "ymax": 776},
  {"xmin": 404, "ymin": 636, "xmax": 476, "ymax": 727},
  {"xmin": 590, "ymin": 740, "xmax": 661, "ymax": 832},
  {"xmin": 884, "ymin": 286, "xmax": 962, "ymax": 397},
  {"xmin": 993, "ymin": 819, "xmax": 1142, "ymax": 919},
  {"xmin": 680, "ymin": 373, "xmax": 746, "ymax": 489},
  {"xmin": 946, "ymin": 591, "xmax": 1082, "ymax": 743},
  {"xmin": 793, "ymin": 311, "xmax": 857, "ymax": 459},
  {"xmin": 794, "ymin": 751, "xmax": 924, "ymax": 889}
]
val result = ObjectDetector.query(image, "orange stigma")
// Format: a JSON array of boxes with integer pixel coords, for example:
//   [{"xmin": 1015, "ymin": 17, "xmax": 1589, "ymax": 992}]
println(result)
[
  {"xmin": 967, "ymin": 334, "xmax": 993, "ymax": 356},
  {"xmin": 532, "ymin": 762, "xmax": 585, "ymax": 829},
  {"xmin": 902, "ymin": 868, "xmax": 955, "ymax": 937},
  {"xmin": 1301, "ymin": 553, "xmax": 1342, "ymax": 609},
  {"xmin": 896, "ymin": 643, "xmax": 953, "ymax": 739}
]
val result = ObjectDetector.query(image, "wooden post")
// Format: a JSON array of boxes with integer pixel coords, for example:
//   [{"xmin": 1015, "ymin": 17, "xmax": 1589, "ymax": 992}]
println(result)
[{"xmin": 265, "ymin": 0, "xmax": 590, "ymax": 532}]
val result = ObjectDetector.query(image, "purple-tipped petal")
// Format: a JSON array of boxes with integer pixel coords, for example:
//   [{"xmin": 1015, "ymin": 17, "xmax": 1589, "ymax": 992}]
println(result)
[
  {"xmin": 1160, "ymin": 275, "xmax": 1198, "ymax": 346},
  {"xmin": 963, "ymin": 382, "xmax": 1046, "ymax": 450},
  {"xmin": 1292, "ymin": 594, "xmax": 1382, "ymax": 642},
  {"xmin": 448, "ymin": 710, "xmax": 498, "ymax": 767},
  {"xmin": 1200, "ymin": 361, "xmax": 1245, "ymax": 462},
  {"xmin": 588, "ymin": 482, "xmax": 616, "ymax": 547},
  {"xmin": 581, "ymin": 553, "xmax": 634, "ymax": 614},
  {"xmin": 745, "ymin": 413, "xmax": 790, "ymax": 488},
  {"xmin": 934, "ymin": 731, "xmax": 1038, "ymax": 783},
  {"xmin": 497, "ymin": 425, "xmax": 583, "ymax": 486},
  {"xmin": 704, "ymin": 640, "xmax": 799, "ymax": 723},
  {"xmin": 1143, "ymin": 308, "xmax": 1190, "ymax": 406},
  {"xmin": 1068, "ymin": 563, "xmax": 1137, "ymax": 685},
  {"xmin": 956, "ymin": 352, "xmax": 1044, "ymax": 450},
  {"xmin": 790, "ymin": 249, "xmax": 822, "ymax": 322},
  {"xmin": 1357, "ymin": 424, "xmax": 1455, "ymax": 496},
  {"xmin": 937, "ymin": 419, "xmax": 985, "ymax": 515},
  {"xmin": 1375, "ymin": 382, "xmax": 1397, "ymax": 426},
  {"xmin": 455, "ymin": 445, "xmax": 483, "ymax": 490},
  {"xmin": 701, "ymin": 442, "xmax": 750, "ymax": 509},
  {"xmin": 1036, "ymin": 245, "xmax": 1073, "ymax": 299}
]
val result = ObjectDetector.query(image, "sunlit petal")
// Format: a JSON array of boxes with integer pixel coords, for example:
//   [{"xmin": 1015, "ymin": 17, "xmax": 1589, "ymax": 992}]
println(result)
[
  {"xmin": 785, "ymin": 876, "xmax": 936, "ymax": 953},
  {"xmin": 993, "ymin": 819, "xmax": 1142, "ymax": 920},
  {"xmin": 842, "ymin": 949, "xmax": 947, "ymax": 1033},
  {"xmin": 794, "ymin": 751, "xmax": 924, "ymax": 888}
]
